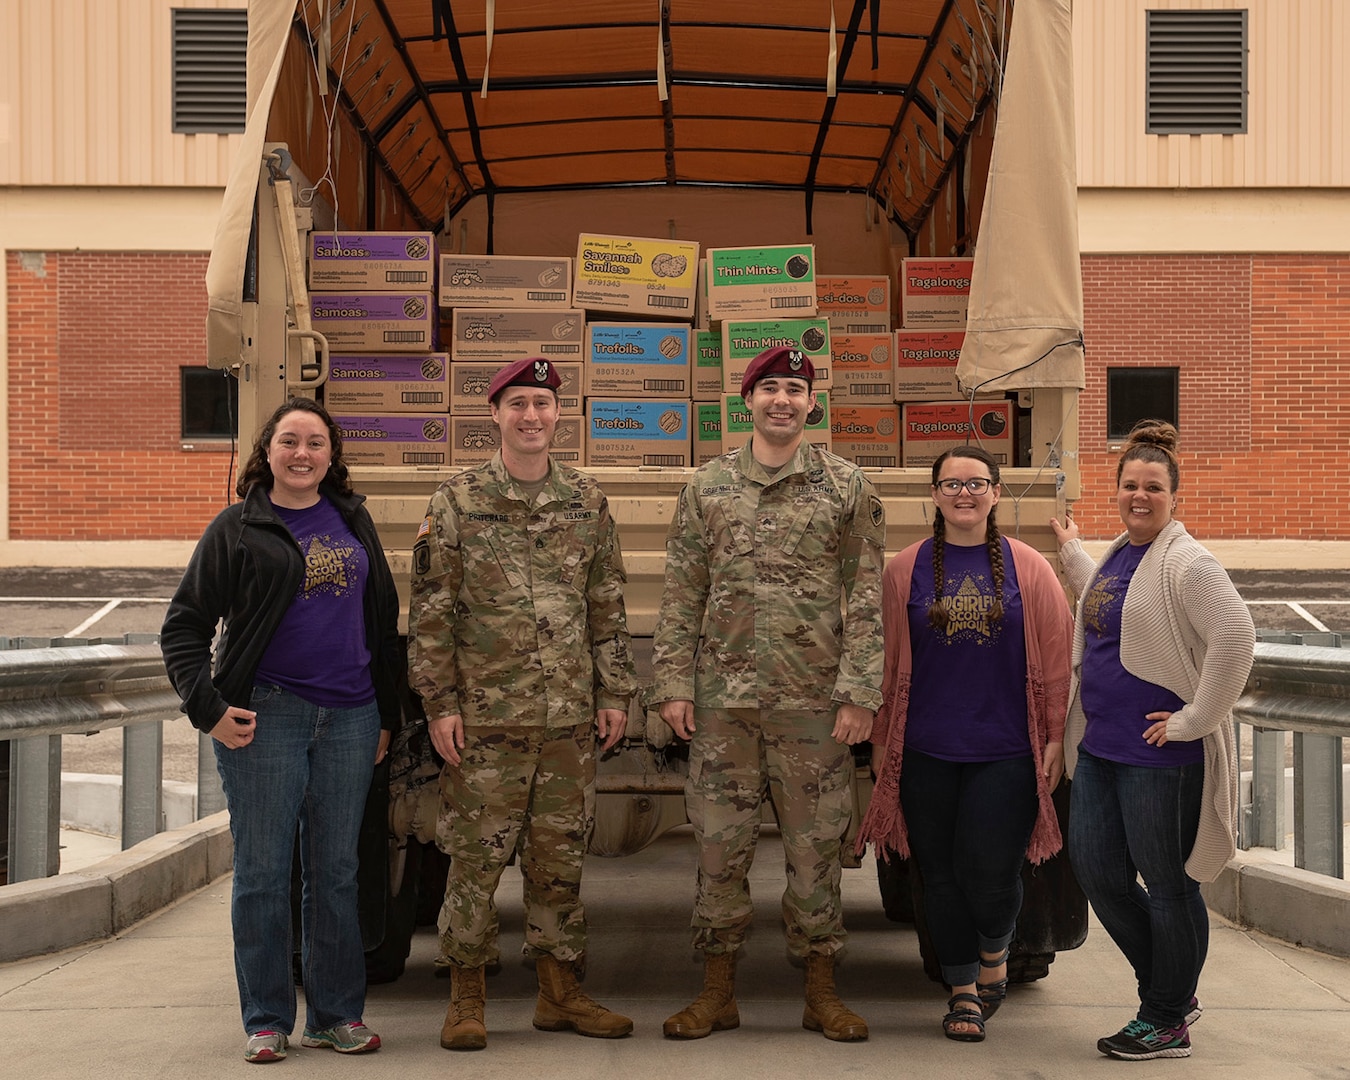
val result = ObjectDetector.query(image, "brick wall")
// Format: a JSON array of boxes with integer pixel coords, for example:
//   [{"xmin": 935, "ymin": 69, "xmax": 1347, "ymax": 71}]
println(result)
[
  {"xmin": 6, "ymin": 250, "xmax": 237, "ymax": 541},
  {"xmin": 1074, "ymin": 253, "xmax": 1350, "ymax": 541},
  {"xmin": 8, "ymin": 249, "xmax": 1350, "ymax": 543}
]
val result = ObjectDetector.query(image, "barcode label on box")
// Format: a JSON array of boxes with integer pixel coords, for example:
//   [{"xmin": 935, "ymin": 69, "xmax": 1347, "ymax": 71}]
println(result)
[
  {"xmin": 647, "ymin": 294, "xmax": 691, "ymax": 309},
  {"xmin": 772, "ymin": 295, "xmax": 815, "ymax": 309},
  {"xmin": 642, "ymin": 454, "xmax": 687, "ymax": 466}
]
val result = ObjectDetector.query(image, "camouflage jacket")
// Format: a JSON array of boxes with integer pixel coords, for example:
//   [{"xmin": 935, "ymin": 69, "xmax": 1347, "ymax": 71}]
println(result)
[
  {"xmin": 408, "ymin": 452, "xmax": 636, "ymax": 727},
  {"xmin": 651, "ymin": 438, "xmax": 886, "ymax": 712}
]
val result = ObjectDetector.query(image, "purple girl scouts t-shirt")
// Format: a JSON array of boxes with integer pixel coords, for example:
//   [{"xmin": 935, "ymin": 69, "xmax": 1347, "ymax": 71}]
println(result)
[
  {"xmin": 255, "ymin": 495, "xmax": 376, "ymax": 708},
  {"xmin": 1079, "ymin": 540, "xmax": 1200, "ymax": 767},
  {"xmin": 904, "ymin": 537, "xmax": 1031, "ymax": 761}
]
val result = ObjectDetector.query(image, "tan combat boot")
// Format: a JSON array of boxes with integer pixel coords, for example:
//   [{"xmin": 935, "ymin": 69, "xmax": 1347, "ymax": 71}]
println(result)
[
  {"xmin": 440, "ymin": 964, "xmax": 487, "ymax": 1051},
  {"xmin": 533, "ymin": 954, "xmax": 634, "ymax": 1038},
  {"xmin": 663, "ymin": 951, "xmax": 740, "ymax": 1039},
  {"xmin": 802, "ymin": 952, "xmax": 868, "ymax": 1041}
]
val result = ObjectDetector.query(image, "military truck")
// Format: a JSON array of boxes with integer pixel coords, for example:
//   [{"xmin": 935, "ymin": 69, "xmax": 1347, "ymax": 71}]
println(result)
[{"xmin": 206, "ymin": 0, "xmax": 1086, "ymax": 978}]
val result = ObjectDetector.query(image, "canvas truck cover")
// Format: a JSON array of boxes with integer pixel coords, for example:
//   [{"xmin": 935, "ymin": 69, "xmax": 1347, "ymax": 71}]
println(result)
[{"xmin": 206, "ymin": 0, "xmax": 1083, "ymax": 396}]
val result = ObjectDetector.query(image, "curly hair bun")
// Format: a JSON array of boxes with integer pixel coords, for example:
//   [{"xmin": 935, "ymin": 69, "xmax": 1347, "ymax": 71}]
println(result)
[{"xmin": 1123, "ymin": 419, "xmax": 1179, "ymax": 455}]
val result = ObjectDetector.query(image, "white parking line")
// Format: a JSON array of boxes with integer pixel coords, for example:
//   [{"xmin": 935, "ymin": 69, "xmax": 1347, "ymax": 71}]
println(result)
[
  {"xmin": 1287, "ymin": 602, "xmax": 1332, "ymax": 633},
  {"xmin": 65, "ymin": 599, "xmax": 123, "ymax": 637}
]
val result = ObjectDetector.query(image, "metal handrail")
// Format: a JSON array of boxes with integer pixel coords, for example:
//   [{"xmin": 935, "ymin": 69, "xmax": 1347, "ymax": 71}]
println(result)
[
  {"xmin": 1234, "ymin": 642, "xmax": 1348, "ymax": 879},
  {"xmin": 3, "ymin": 641, "xmax": 1346, "ymax": 883},
  {"xmin": 0, "ymin": 641, "xmax": 219, "ymax": 884},
  {"xmin": 0, "ymin": 643, "xmax": 183, "ymax": 737}
]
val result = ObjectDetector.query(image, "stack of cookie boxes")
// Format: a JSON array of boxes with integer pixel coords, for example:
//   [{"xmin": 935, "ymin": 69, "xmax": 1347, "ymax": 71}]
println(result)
[
  {"xmin": 308, "ymin": 231, "xmax": 452, "ymax": 467},
  {"xmin": 439, "ymin": 254, "xmax": 586, "ymax": 466},
  {"xmin": 573, "ymin": 234, "xmax": 701, "ymax": 468},
  {"xmin": 896, "ymin": 257, "xmax": 1013, "ymax": 467}
]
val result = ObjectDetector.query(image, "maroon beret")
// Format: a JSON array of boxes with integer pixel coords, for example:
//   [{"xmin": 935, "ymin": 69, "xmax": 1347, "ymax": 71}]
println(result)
[
  {"xmin": 739, "ymin": 346, "xmax": 815, "ymax": 398},
  {"xmin": 487, "ymin": 356, "xmax": 562, "ymax": 403}
]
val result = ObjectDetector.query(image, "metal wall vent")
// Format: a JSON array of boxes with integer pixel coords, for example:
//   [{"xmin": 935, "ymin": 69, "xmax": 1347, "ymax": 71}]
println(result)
[
  {"xmin": 172, "ymin": 8, "xmax": 248, "ymax": 134},
  {"xmin": 1146, "ymin": 9, "xmax": 1248, "ymax": 134}
]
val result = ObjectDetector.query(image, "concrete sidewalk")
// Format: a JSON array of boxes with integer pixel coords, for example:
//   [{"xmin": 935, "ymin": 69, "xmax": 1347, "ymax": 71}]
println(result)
[{"xmin": 3, "ymin": 828, "xmax": 1348, "ymax": 1080}]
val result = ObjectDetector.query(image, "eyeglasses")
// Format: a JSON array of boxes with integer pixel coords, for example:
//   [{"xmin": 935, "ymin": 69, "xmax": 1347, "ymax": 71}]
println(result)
[{"xmin": 935, "ymin": 477, "xmax": 993, "ymax": 496}]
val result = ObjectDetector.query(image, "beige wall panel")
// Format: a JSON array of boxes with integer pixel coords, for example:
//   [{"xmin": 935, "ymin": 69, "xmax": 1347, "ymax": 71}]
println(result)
[
  {"xmin": 0, "ymin": 0, "xmax": 245, "ymax": 187},
  {"xmin": 1076, "ymin": 0, "xmax": 1349, "ymax": 189},
  {"xmin": 1079, "ymin": 188, "xmax": 1350, "ymax": 253}
]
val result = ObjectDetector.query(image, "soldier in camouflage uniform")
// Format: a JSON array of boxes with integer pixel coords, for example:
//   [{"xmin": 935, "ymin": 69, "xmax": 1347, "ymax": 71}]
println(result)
[
  {"xmin": 651, "ymin": 346, "xmax": 886, "ymax": 1042},
  {"xmin": 408, "ymin": 357, "xmax": 638, "ymax": 1051}
]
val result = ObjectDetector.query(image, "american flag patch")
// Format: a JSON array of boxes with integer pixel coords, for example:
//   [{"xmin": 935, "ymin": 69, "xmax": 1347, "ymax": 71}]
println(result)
[{"xmin": 416, "ymin": 516, "xmax": 431, "ymax": 539}]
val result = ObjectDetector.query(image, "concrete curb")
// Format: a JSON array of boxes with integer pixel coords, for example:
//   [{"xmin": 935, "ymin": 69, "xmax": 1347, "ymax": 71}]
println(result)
[
  {"xmin": 1204, "ymin": 853, "xmax": 1350, "ymax": 958},
  {"xmin": 0, "ymin": 811, "xmax": 232, "ymax": 964}
]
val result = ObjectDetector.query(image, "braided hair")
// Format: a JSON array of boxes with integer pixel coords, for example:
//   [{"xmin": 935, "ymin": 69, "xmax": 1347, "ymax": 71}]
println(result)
[{"xmin": 927, "ymin": 445, "xmax": 1005, "ymax": 634}]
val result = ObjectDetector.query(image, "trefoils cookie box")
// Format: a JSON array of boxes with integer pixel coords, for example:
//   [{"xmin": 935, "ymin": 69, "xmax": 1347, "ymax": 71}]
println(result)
[
  {"xmin": 585, "ymin": 398, "xmax": 691, "ymax": 467},
  {"xmin": 323, "ymin": 353, "xmax": 448, "ymax": 412},
  {"xmin": 438, "ymin": 254, "xmax": 573, "ymax": 309},
  {"xmin": 585, "ymin": 323, "xmax": 690, "ymax": 396},
  {"xmin": 308, "ymin": 232, "xmax": 435, "ymax": 291},
  {"xmin": 573, "ymin": 234, "xmax": 699, "ymax": 318},
  {"xmin": 706, "ymin": 244, "xmax": 817, "ymax": 321}
]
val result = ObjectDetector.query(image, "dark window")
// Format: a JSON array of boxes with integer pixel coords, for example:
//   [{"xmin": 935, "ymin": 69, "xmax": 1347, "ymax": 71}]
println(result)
[
  {"xmin": 181, "ymin": 368, "xmax": 239, "ymax": 440},
  {"xmin": 1107, "ymin": 367, "xmax": 1179, "ymax": 442},
  {"xmin": 1146, "ymin": 9, "xmax": 1247, "ymax": 134},
  {"xmin": 172, "ymin": 8, "xmax": 248, "ymax": 134}
]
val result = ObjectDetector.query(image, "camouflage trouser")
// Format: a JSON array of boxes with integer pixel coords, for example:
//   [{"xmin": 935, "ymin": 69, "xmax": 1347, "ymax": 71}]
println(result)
[
  {"xmin": 436, "ymin": 723, "xmax": 595, "ymax": 966},
  {"xmin": 687, "ymin": 707, "xmax": 853, "ymax": 958}
]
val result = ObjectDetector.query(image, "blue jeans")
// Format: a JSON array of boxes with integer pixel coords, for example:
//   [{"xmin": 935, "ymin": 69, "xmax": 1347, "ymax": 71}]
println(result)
[
  {"xmin": 1068, "ymin": 748, "xmax": 1207, "ymax": 1029},
  {"xmin": 899, "ymin": 750, "xmax": 1038, "ymax": 988},
  {"xmin": 214, "ymin": 684, "xmax": 380, "ymax": 1036}
]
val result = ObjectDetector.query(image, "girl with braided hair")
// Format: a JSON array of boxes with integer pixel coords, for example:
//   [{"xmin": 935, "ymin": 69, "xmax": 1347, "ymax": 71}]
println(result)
[{"xmin": 858, "ymin": 445, "xmax": 1074, "ymax": 1043}]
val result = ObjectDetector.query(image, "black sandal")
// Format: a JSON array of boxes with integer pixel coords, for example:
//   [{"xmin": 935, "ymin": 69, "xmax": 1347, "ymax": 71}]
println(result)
[
  {"xmin": 977, "ymin": 946, "xmax": 1010, "ymax": 1019},
  {"xmin": 942, "ymin": 993, "xmax": 986, "ymax": 1042}
]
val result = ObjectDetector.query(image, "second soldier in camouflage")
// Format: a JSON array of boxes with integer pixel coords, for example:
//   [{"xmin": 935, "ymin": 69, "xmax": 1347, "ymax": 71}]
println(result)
[{"xmin": 650, "ymin": 346, "xmax": 886, "ymax": 1042}]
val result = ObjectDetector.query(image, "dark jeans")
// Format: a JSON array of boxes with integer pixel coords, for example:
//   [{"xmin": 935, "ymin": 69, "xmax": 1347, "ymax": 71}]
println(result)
[
  {"xmin": 900, "ymin": 749, "xmax": 1038, "ymax": 987},
  {"xmin": 215, "ymin": 684, "xmax": 380, "ymax": 1035},
  {"xmin": 1068, "ymin": 748, "xmax": 1207, "ymax": 1029}
]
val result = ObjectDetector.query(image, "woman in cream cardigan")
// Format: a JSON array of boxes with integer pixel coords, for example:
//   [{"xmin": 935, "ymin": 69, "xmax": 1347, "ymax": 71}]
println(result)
[{"xmin": 1050, "ymin": 420, "xmax": 1254, "ymax": 1063}]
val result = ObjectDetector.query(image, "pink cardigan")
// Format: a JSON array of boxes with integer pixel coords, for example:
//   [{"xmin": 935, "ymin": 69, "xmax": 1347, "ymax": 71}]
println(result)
[{"xmin": 857, "ymin": 537, "xmax": 1075, "ymax": 865}]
